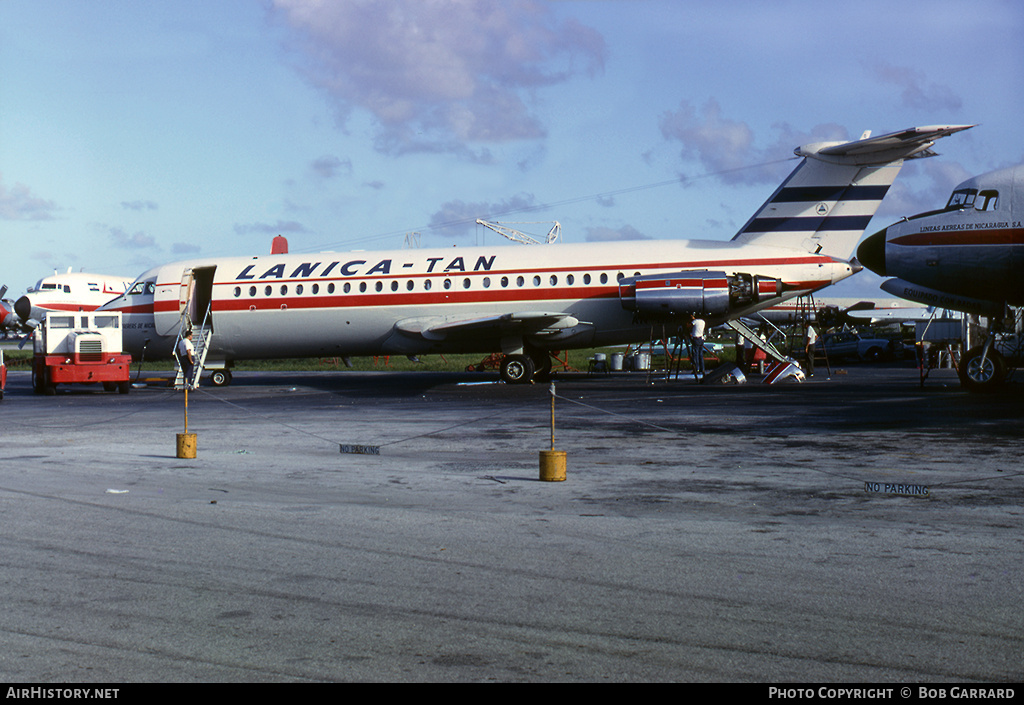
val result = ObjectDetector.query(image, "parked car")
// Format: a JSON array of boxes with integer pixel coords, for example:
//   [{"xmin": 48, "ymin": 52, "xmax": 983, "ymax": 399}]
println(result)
[{"xmin": 819, "ymin": 332, "xmax": 898, "ymax": 362}]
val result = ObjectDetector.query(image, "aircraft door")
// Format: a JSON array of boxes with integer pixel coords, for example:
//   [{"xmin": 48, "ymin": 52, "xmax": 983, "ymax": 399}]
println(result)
[
  {"xmin": 153, "ymin": 264, "xmax": 216, "ymax": 336},
  {"xmin": 190, "ymin": 266, "xmax": 216, "ymax": 331}
]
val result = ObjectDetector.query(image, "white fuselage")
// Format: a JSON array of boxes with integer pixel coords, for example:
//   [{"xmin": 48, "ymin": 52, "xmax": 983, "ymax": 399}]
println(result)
[
  {"xmin": 15, "ymin": 272, "xmax": 133, "ymax": 324},
  {"xmin": 100, "ymin": 238, "xmax": 855, "ymax": 363},
  {"xmin": 859, "ymin": 163, "xmax": 1024, "ymax": 312}
]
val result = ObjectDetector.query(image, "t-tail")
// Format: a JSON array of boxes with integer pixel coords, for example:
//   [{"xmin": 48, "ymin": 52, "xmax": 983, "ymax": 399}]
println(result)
[{"xmin": 731, "ymin": 125, "xmax": 975, "ymax": 261}]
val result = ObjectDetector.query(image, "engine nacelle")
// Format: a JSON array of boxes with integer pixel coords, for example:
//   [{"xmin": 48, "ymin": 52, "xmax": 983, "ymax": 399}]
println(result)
[{"xmin": 619, "ymin": 271, "xmax": 783, "ymax": 318}]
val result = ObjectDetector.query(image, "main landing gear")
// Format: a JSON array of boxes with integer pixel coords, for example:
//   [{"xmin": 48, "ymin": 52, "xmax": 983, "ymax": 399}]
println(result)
[
  {"xmin": 958, "ymin": 344, "xmax": 1006, "ymax": 392},
  {"xmin": 498, "ymin": 349, "xmax": 553, "ymax": 385}
]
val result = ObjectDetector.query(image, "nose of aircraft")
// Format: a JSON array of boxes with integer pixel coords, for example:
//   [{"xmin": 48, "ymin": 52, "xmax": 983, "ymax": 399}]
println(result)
[
  {"xmin": 14, "ymin": 295, "xmax": 32, "ymax": 322},
  {"xmin": 856, "ymin": 228, "xmax": 887, "ymax": 276}
]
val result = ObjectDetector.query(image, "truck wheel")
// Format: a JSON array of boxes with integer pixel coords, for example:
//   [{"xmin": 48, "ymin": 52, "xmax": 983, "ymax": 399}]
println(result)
[
  {"xmin": 864, "ymin": 346, "xmax": 884, "ymax": 362},
  {"xmin": 118, "ymin": 381, "xmax": 131, "ymax": 394}
]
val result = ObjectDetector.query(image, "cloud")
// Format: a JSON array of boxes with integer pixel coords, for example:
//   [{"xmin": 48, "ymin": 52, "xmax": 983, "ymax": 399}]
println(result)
[
  {"xmin": 108, "ymin": 227, "xmax": 157, "ymax": 250},
  {"xmin": 428, "ymin": 193, "xmax": 539, "ymax": 237},
  {"xmin": 310, "ymin": 155, "xmax": 352, "ymax": 179},
  {"xmin": 0, "ymin": 175, "xmax": 59, "ymax": 221},
  {"xmin": 585, "ymin": 225, "xmax": 650, "ymax": 242},
  {"xmin": 233, "ymin": 220, "xmax": 310, "ymax": 236},
  {"xmin": 171, "ymin": 242, "xmax": 202, "ymax": 255},
  {"xmin": 121, "ymin": 200, "xmax": 159, "ymax": 211},
  {"xmin": 273, "ymin": 0, "xmax": 605, "ymax": 157},
  {"xmin": 870, "ymin": 62, "xmax": 962, "ymax": 112},
  {"xmin": 660, "ymin": 100, "xmax": 851, "ymax": 185}
]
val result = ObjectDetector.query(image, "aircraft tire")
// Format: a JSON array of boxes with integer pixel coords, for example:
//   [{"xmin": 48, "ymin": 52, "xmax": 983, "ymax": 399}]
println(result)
[
  {"xmin": 528, "ymin": 348, "xmax": 552, "ymax": 382},
  {"xmin": 210, "ymin": 369, "xmax": 232, "ymax": 387},
  {"xmin": 958, "ymin": 346, "xmax": 1006, "ymax": 393},
  {"xmin": 500, "ymin": 354, "xmax": 535, "ymax": 384}
]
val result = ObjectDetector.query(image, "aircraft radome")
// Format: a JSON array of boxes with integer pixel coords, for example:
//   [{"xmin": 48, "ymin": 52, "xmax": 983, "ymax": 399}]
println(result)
[
  {"xmin": 858, "ymin": 160, "xmax": 1023, "ymax": 391},
  {"xmin": 99, "ymin": 124, "xmax": 972, "ymax": 386}
]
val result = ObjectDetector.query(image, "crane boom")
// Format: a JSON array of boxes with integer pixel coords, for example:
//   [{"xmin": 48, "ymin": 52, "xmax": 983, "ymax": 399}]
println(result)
[{"xmin": 475, "ymin": 220, "xmax": 561, "ymax": 245}]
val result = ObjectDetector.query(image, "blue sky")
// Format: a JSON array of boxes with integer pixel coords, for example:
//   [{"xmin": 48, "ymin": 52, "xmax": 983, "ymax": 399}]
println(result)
[{"xmin": 2, "ymin": 0, "xmax": 1022, "ymax": 300}]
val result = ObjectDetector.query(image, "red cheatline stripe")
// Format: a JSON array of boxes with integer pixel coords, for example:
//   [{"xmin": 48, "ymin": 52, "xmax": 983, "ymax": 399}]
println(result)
[{"xmin": 891, "ymin": 227, "xmax": 1024, "ymax": 247}]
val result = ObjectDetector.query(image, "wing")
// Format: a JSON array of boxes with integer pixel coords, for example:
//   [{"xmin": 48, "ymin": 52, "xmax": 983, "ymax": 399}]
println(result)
[{"xmin": 396, "ymin": 311, "xmax": 581, "ymax": 340}]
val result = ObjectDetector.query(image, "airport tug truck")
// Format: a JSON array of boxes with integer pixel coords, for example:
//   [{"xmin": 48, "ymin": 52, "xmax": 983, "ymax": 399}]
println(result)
[{"xmin": 32, "ymin": 311, "xmax": 132, "ymax": 395}]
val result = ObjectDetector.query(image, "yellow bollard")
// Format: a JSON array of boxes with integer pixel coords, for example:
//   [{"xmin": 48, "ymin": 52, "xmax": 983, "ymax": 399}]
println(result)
[
  {"xmin": 176, "ymin": 385, "xmax": 197, "ymax": 458},
  {"xmin": 176, "ymin": 432, "xmax": 197, "ymax": 459},
  {"xmin": 539, "ymin": 382, "xmax": 566, "ymax": 481},
  {"xmin": 539, "ymin": 449, "xmax": 566, "ymax": 482}
]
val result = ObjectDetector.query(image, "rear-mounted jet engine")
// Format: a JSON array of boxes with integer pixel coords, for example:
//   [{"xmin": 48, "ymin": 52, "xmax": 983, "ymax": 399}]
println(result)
[{"xmin": 618, "ymin": 271, "xmax": 783, "ymax": 318}]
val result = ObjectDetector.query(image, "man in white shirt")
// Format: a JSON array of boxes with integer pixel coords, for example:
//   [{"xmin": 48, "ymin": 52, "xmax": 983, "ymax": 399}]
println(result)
[
  {"xmin": 805, "ymin": 324, "xmax": 818, "ymax": 377},
  {"xmin": 690, "ymin": 314, "xmax": 707, "ymax": 377},
  {"xmin": 177, "ymin": 330, "xmax": 196, "ymax": 389}
]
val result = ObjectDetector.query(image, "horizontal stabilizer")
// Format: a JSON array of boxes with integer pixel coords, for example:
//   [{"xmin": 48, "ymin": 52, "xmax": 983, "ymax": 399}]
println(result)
[{"xmin": 800, "ymin": 125, "xmax": 975, "ymax": 166}]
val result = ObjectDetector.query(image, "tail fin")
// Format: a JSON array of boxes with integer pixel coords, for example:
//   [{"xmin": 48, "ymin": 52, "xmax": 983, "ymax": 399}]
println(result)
[{"xmin": 731, "ymin": 125, "xmax": 974, "ymax": 260}]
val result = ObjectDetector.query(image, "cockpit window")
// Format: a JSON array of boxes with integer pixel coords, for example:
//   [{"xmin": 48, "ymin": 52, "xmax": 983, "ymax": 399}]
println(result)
[
  {"xmin": 946, "ymin": 188, "xmax": 977, "ymax": 209},
  {"xmin": 128, "ymin": 280, "xmax": 156, "ymax": 295},
  {"xmin": 976, "ymin": 189, "xmax": 999, "ymax": 211}
]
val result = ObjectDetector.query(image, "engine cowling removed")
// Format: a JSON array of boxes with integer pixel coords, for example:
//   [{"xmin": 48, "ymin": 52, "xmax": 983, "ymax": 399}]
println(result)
[{"xmin": 619, "ymin": 271, "xmax": 782, "ymax": 318}]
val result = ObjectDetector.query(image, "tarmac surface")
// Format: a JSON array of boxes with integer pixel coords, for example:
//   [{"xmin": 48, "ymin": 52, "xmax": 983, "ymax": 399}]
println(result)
[{"xmin": 0, "ymin": 362, "xmax": 1021, "ymax": 683}]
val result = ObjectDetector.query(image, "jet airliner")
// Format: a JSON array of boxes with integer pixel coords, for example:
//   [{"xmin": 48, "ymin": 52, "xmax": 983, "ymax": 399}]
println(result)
[{"xmin": 99, "ymin": 124, "xmax": 971, "ymax": 385}]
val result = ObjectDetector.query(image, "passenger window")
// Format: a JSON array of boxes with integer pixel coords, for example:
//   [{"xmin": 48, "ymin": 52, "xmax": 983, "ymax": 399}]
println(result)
[{"xmin": 583, "ymin": 273, "xmax": 592, "ymax": 285}]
